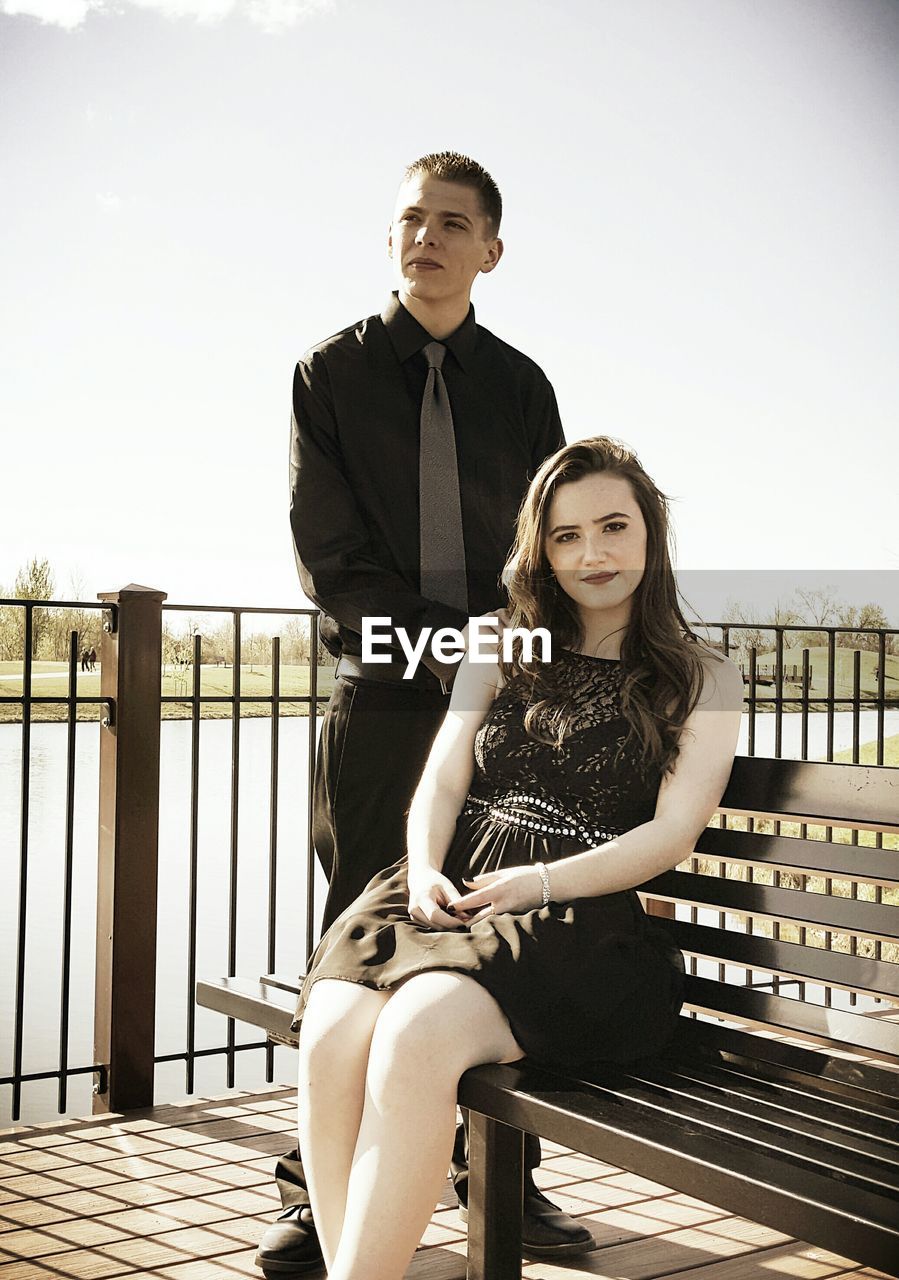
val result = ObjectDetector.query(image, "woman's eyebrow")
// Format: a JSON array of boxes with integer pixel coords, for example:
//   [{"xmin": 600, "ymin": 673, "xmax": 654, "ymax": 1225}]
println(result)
[{"xmin": 547, "ymin": 511, "xmax": 631, "ymax": 536}]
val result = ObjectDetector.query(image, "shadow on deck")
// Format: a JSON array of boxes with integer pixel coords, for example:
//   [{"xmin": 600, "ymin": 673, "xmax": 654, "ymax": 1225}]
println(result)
[{"xmin": 0, "ymin": 1087, "xmax": 887, "ymax": 1280}]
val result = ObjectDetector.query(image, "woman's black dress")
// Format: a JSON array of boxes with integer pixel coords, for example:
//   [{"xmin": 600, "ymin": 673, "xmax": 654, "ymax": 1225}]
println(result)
[{"xmin": 293, "ymin": 649, "xmax": 685, "ymax": 1069}]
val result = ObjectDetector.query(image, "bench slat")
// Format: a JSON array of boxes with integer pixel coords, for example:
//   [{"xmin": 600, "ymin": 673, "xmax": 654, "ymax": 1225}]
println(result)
[
  {"xmin": 459, "ymin": 1063, "xmax": 899, "ymax": 1276},
  {"xmin": 695, "ymin": 825, "xmax": 899, "ymax": 885},
  {"xmin": 719, "ymin": 757, "xmax": 899, "ymax": 832},
  {"xmin": 658, "ymin": 919, "xmax": 899, "ymax": 998},
  {"xmin": 671, "ymin": 1017, "xmax": 899, "ymax": 1108},
  {"xmin": 608, "ymin": 1068, "xmax": 899, "ymax": 1187},
  {"xmin": 634, "ymin": 1057, "xmax": 899, "ymax": 1150},
  {"xmin": 647, "ymin": 869, "xmax": 898, "ymax": 941},
  {"xmin": 684, "ymin": 975, "xmax": 899, "ymax": 1061},
  {"xmin": 260, "ymin": 974, "xmax": 304, "ymax": 995}
]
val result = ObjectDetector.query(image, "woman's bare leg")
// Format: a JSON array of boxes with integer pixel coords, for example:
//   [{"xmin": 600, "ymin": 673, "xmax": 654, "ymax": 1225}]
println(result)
[
  {"xmin": 327, "ymin": 971, "xmax": 524, "ymax": 1280},
  {"xmin": 296, "ymin": 978, "xmax": 390, "ymax": 1271}
]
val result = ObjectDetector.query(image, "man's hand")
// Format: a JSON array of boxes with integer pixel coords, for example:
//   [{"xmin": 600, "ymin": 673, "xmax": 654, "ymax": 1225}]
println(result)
[
  {"xmin": 452, "ymin": 865, "xmax": 546, "ymax": 924},
  {"xmin": 407, "ymin": 867, "xmax": 468, "ymax": 930}
]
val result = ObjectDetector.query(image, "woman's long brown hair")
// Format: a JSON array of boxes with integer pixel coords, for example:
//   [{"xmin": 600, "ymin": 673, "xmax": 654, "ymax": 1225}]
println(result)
[{"xmin": 501, "ymin": 436, "xmax": 706, "ymax": 774}]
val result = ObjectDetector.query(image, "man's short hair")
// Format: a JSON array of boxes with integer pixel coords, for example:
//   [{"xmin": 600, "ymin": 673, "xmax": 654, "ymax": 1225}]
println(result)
[{"xmin": 402, "ymin": 152, "xmax": 502, "ymax": 236}]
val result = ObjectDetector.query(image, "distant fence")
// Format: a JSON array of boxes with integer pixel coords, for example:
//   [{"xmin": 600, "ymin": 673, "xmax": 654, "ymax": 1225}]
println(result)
[
  {"xmin": 714, "ymin": 622, "xmax": 898, "ymax": 761},
  {"xmin": 0, "ymin": 595, "xmax": 896, "ymax": 1124}
]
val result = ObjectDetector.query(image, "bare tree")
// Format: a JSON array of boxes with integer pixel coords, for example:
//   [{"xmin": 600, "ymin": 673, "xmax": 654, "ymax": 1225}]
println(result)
[
  {"xmin": 244, "ymin": 630, "xmax": 272, "ymax": 674},
  {"xmin": 837, "ymin": 604, "xmax": 861, "ymax": 650},
  {"xmin": 793, "ymin": 586, "xmax": 839, "ymax": 627},
  {"xmin": 10, "ymin": 557, "xmax": 56, "ymax": 660},
  {"xmin": 14, "ymin": 557, "xmax": 55, "ymax": 600},
  {"xmin": 162, "ymin": 618, "xmax": 201, "ymax": 696},
  {"xmin": 279, "ymin": 616, "xmax": 311, "ymax": 665},
  {"xmin": 201, "ymin": 619, "xmax": 233, "ymax": 666},
  {"xmin": 43, "ymin": 571, "xmax": 99, "ymax": 663},
  {"xmin": 720, "ymin": 599, "xmax": 767, "ymax": 656},
  {"xmin": 770, "ymin": 598, "xmax": 803, "ymax": 628},
  {"xmin": 857, "ymin": 603, "xmax": 891, "ymax": 652},
  {"xmin": 718, "ymin": 589, "xmax": 893, "ymax": 662},
  {"xmin": 0, "ymin": 589, "xmax": 18, "ymax": 661}
]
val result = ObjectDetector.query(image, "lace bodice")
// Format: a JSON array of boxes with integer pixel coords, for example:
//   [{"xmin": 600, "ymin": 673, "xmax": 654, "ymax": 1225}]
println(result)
[{"xmin": 469, "ymin": 648, "xmax": 662, "ymax": 838}]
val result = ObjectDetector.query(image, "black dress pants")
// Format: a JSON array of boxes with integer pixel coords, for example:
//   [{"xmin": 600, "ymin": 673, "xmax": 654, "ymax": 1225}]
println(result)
[
  {"xmin": 315, "ymin": 676, "xmax": 450, "ymax": 932},
  {"xmin": 275, "ymin": 673, "xmax": 539, "ymax": 1210}
]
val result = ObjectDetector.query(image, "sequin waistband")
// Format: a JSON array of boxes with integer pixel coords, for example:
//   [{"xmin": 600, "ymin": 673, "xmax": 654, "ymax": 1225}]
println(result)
[{"xmin": 462, "ymin": 792, "xmax": 620, "ymax": 844}]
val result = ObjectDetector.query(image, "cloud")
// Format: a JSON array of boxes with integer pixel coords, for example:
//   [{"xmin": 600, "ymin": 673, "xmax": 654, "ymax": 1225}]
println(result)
[
  {"xmin": 0, "ymin": 0, "xmax": 332, "ymax": 29},
  {"xmin": 1, "ymin": 0, "xmax": 102, "ymax": 29},
  {"xmin": 126, "ymin": 0, "xmax": 236, "ymax": 22},
  {"xmin": 245, "ymin": 0, "xmax": 329, "ymax": 33}
]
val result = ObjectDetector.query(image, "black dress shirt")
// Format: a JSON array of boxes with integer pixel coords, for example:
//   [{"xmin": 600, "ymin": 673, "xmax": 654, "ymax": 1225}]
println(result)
[{"xmin": 289, "ymin": 292, "xmax": 564, "ymax": 673}]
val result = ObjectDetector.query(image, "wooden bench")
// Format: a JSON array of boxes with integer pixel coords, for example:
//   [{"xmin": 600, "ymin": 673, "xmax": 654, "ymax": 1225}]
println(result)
[{"xmin": 198, "ymin": 755, "xmax": 899, "ymax": 1278}]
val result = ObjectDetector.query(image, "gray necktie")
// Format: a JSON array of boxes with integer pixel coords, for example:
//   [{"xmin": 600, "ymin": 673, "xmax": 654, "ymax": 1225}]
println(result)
[{"xmin": 419, "ymin": 341, "xmax": 468, "ymax": 613}]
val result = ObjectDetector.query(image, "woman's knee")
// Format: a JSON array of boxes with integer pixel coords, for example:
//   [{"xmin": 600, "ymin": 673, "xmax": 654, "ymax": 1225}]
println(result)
[
  {"xmin": 299, "ymin": 979, "xmax": 389, "ymax": 1079},
  {"xmin": 364, "ymin": 972, "xmax": 522, "ymax": 1099}
]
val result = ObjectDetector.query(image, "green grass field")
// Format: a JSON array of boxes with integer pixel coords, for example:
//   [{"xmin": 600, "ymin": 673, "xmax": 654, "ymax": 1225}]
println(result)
[{"xmin": 834, "ymin": 732, "xmax": 899, "ymax": 767}]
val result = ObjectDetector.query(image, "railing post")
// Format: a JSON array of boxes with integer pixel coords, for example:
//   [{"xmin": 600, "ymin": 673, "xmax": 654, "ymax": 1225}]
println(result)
[{"xmin": 93, "ymin": 584, "xmax": 166, "ymax": 1114}]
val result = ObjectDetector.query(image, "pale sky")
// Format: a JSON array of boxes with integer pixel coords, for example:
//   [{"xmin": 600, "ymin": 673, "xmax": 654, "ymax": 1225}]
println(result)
[{"xmin": 1, "ymin": 0, "xmax": 897, "ymax": 622}]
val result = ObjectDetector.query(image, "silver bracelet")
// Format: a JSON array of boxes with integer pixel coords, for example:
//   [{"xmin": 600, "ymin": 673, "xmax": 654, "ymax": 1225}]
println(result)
[{"xmin": 534, "ymin": 861, "xmax": 551, "ymax": 907}]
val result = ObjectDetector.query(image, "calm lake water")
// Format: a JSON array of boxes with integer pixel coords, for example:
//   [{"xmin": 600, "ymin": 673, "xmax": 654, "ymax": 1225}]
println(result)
[{"xmin": 2, "ymin": 709, "xmax": 897, "ymax": 1125}]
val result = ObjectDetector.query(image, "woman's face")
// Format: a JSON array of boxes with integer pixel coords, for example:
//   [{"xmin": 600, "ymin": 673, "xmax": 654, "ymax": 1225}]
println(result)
[{"xmin": 543, "ymin": 472, "xmax": 648, "ymax": 620}]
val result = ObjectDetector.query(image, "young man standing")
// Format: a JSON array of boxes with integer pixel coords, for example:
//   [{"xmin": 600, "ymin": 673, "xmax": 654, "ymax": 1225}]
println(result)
[{"xmin": 259, "ymin": 152, "xmax": 592, "ymax": 1272}]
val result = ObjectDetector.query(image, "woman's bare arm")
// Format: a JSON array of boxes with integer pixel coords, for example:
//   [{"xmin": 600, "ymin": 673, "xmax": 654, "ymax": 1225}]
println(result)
[{"xmin": 405, "ymin": 620, "xmax": 503, "ymax": 926}]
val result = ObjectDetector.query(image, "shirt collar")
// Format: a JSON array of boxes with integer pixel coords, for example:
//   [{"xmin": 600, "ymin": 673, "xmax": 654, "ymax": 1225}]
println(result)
[{"xmin": 380, "ymin": 291, "xmax": 476, "ymax": 373}]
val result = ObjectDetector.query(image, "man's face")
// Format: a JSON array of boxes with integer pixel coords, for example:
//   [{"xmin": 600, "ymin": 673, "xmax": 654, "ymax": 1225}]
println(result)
[{"xmin": 388, "ymin": 175, "xmax": 502, "ymax": 306}]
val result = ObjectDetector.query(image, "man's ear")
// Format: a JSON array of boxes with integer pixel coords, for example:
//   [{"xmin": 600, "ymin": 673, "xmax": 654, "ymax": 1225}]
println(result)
[
  {"xmin": 387, "ymin": 224, "xmax": 394, "ymax": 259},
  {"xmin": 480, "ymin": 237, "xmax": 504, "ymax": 274}
]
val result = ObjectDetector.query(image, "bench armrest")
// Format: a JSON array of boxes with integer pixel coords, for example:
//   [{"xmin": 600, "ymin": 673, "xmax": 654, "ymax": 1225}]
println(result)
[{"xmin": 196, "ymin": 977, "xmax": 299, "ymax": 1047}]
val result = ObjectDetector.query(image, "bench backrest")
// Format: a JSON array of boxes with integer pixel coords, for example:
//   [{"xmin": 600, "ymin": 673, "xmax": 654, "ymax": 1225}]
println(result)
[{"xmin": 642, "ymin": 757, "xmax": 899, "ymax": 1066}]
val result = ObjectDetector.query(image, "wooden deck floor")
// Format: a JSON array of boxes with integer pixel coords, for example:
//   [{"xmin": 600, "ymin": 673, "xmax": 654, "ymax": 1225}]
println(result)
[{"xmin": 0, "ymin": 1086, "xmax": 888, "ymax": 1280}]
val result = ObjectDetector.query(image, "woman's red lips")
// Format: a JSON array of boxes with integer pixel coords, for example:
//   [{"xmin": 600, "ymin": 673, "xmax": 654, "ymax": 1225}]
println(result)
[{"xmin": 582, "ymin": 572, "xmax": 617, "ymax": 584}]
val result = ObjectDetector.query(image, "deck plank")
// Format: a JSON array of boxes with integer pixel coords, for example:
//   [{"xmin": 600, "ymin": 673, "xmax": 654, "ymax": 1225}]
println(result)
[{"xmin": 0, "ymin": 1087, "xmax": 879, "ymax": 1280}]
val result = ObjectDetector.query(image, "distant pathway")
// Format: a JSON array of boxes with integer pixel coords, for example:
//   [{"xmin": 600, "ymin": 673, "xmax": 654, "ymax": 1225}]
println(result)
[{"xmin": 0, "ymin": 671, "xmax": 99, "ymax": 682}]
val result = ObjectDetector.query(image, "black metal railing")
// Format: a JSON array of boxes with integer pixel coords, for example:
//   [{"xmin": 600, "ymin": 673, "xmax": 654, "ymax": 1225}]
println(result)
[
  {"xmin": 714, "ymin": 623, "xmax": 895, "ymax": 765},
  {"xmin": 1, "ymin": 597, "xmax": 896, "ymax": 1124},
  {"xmin": 156, "ymin": 603, "xmax": 324, "ymax": 1096},
  {"xmin": 1, "ymin": 599, "xmax": 110, "ymax": 1120},
  {"xmin": 0, "ymin": 592, "xmax": 330, "ymax": 1123}
]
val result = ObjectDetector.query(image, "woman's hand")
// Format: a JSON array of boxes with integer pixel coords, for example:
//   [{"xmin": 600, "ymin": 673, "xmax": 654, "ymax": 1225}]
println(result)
[
  {"xmin": 407, "ymin": 867, "xmax": 468, "ymax": 930},
  {"xmin": 452, "ymin": 865, "xmax": 545, "ymax": 924}
]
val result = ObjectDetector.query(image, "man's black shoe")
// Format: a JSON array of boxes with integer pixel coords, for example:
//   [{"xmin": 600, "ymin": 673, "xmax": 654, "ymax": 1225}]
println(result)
[
  {"xmin": 459, "ymin": 1186, "xmax": 595, "ymax": 1258},
  {"xmin": 254, "ymin": 1205, "xmax": 324, "ymax": 1274}
]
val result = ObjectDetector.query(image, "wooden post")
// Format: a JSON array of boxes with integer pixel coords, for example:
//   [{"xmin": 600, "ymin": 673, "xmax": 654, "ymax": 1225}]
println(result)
[{"xmin": 93, "ymin": 584, "xmax": 166, "ymax": 1113}]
